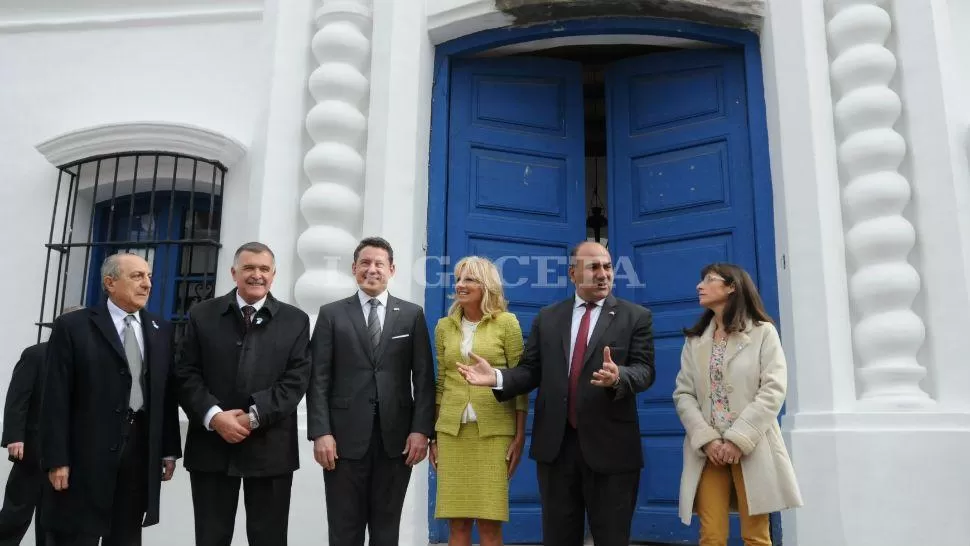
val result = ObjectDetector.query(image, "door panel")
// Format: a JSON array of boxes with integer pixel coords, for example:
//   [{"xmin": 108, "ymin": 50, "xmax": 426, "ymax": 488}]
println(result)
[
  {"xmin": 438, "ymin": 56, "xmax": 587, "ymax": 544},
  {"xmin": 607, "ymin": 48, "xmax": 758, "ymax": 545}
]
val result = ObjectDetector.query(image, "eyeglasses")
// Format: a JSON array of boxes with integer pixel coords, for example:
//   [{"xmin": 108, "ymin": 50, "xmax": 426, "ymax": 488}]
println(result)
[{"xmin": 700, "ymin": 274, "xmax": 726, "ymax": 285}]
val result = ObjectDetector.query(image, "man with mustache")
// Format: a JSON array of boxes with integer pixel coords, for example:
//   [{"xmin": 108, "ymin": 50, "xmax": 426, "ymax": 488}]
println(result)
[
  {"xmin": 459, "ymin": 241, "xmax": 656, "ymax": 546},
  {"xmin": 306, "ymin": 237, "xmax": 435, "ymax": 546},
  {"xmin": 175, "ymin": 242, "xmax": 311, "ymax": 546},
  {"xmin": 41, "ymin": 254, "xmax": 182, "ymax": 546}
]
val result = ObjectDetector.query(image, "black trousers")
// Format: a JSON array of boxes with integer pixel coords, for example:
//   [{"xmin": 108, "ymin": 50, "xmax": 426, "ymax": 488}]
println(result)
[
  {"xmin": 536, "ymin": 425, "xmax": 640, "ymax": 546},
  {"xmin": 323, "ymin": 413, "xmax": 412, "ymax": 546},
  {"xmin": 47, "ymin": 411, "xmax": 149, "ymax": 546},
  {"xmin": 0, "ymin": 460, "xmax": 45, "ymax": 546},
  {"xmin": 189, "ymin": 470, "xmax": 293, "ymax": 546}
]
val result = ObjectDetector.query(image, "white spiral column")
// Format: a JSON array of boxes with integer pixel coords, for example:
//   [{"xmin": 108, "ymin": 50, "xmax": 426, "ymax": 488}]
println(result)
[
  {"xmin": 826, "ymin": 0, "xmax": 933, "ymax": 408},
  {"xmin": 295, "ymin": 0, "xmax": 372, "ymax": 320}
]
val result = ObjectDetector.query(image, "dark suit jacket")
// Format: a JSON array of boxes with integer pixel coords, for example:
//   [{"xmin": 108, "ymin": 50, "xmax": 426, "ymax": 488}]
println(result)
[
  {"xmin": 176, "ymin": 290, "xmax": 311, "ymax": 477},
  {"xmin": 2, "ymin": 342, "xmax": 46, "ymax": 469},
  {"xmin": 496, "ymin": 294, "xmax": 655, "ymax": 473},
  {"xmin": 306, "ymin": 293, "xmax": 435, "ymax": 459},
  {"xmin": 40, "ymin": 302, "xmax": 182, "ymax": 534}
]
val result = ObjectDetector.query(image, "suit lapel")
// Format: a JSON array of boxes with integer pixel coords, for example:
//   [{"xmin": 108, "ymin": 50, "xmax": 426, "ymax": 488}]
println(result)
[
  {"xmin": 558, "ymin": 300, "xmax": 575, "ymax": 367},
  {"xmin": 723, "ymin": 331, "xmax": 751, "ymax": 368},
  {"xmin": 139, "ymin": 310, "xmax": 159, "ymax": 378},
  {"xmin": 345, "ymin": 296, "xmax": 374, "ymax": 364},
  {"xmin": 373, "ymin": 295, "xmax": 400, "ymax": 364},
  {"xmin": 694, "ymin": 330, "xmax": 714, "ymax": 378},
  {"xmin": 583, "ymin": 295, "xmax": 617, "ymax": 368},
  {"xmin": 91, "ymin": 305, "xmax": 126, "ymax": 365}
]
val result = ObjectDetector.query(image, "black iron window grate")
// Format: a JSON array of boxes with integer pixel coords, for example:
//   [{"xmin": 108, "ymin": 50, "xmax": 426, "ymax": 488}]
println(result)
[{"xmin": 37, "ymin": 152, "xmax": 226, "ymax": 343}]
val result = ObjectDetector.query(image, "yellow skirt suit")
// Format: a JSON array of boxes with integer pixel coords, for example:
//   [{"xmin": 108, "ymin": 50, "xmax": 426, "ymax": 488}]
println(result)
[{"xmin": 433, "ymin": 310, "xmax": 527, "ymax": 521}]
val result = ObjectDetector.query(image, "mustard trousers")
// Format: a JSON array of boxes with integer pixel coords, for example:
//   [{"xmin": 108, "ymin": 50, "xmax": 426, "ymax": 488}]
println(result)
[{"xmin": 695, "ymin": 461, "xmax": 771, "ymax": 546}]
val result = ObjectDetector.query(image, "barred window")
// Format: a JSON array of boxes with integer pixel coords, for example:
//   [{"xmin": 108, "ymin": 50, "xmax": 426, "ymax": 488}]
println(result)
[{"xmin": 38, "ymin": 152, "xmax": 226, "ymax": 342}]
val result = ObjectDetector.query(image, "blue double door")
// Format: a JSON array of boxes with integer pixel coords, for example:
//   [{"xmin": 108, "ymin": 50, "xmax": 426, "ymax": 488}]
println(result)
[{"xmin": 439, "ymin": 48, "xmax": 762, "ymax": 544}]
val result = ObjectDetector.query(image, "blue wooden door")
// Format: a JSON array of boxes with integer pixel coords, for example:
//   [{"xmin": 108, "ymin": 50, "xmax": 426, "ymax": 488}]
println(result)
[
  {"xmin": 436, "ymin": 57, "xmax": 587, "ymax": 544},
  {"xmin": 607, "ymin": 49, "xmax": 759, "ymax": 544}
]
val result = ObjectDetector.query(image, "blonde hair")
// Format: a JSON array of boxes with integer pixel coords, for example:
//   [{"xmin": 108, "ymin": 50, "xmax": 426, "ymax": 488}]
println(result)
[{"xmin": 447, "ymin": 256, "xmax": 508, "ymax": 318}]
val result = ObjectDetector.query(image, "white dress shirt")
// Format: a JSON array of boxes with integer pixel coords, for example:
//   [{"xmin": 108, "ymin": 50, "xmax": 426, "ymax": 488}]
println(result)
[
  {"xmin": 357, "ymin": 289, "xmax": 388, "ymax": 329},
  {"xmin": 106, "ymin": 298, "xmax": 144, "ymax": 358},
  {"xmin": 203, "ymin": 293, "xmax": 268, "ymax": 431},
  {"xmin": 495, "ymin": 294, "xmax": 605, "ymax": 390}
]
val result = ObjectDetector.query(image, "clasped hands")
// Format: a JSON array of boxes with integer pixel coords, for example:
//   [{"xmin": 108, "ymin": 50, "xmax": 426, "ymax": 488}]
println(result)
[
  {"xmin": 457, "ymin": 347, "xmax": 621, "ymax": 388},
  {"xmin": 210, "ymin": 409, "xmax": 252, "ymax": 444},
  {"xmin": 703, "ymin": 438, "xmax": 743, "ymax": 466}
]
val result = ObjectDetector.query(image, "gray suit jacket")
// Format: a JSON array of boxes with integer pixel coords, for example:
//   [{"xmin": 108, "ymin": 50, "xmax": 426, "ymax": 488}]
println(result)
[{"xmin": 306, "ymin": 293, "xmax": 435, "ymax": 459}]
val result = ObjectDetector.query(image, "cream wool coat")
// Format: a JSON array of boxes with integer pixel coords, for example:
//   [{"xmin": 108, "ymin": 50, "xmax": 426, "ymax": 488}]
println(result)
[{"xmin": 673, "ymin": 320, "xmax": 803, "ymax": 525}]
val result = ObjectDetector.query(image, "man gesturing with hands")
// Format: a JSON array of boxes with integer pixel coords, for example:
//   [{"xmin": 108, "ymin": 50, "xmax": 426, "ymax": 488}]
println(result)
[{"xmin": 458, "ymin": 242, "xmax": 655, "ymax": 546}]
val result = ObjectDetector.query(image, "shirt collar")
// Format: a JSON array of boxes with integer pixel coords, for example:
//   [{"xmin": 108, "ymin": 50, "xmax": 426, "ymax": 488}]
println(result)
[
  {"xmin": 357, "ymin": 289, "xmax": 389, "ymax": 308},
  {"xmin": 236, "ymin": 292, "xmax": 267, "ymax": 312},
  {"xmin": 574, "ymin": 294, "xmax": 605, "ymax": 309},
  {"xmin": 107, "ymin": 297, "xmax": 140, "ymax": 324}
]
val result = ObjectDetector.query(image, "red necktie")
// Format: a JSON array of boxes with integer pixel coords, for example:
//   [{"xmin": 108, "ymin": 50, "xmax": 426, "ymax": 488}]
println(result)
[{"xmin": 568, "ymin": 302, "xmax": 595, "ymax": 428}]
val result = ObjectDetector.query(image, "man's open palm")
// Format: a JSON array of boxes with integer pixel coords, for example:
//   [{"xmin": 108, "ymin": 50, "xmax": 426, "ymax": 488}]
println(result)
[{"xmin": 457, "ymin": 352, "xmax": 497, "ymax": 387}]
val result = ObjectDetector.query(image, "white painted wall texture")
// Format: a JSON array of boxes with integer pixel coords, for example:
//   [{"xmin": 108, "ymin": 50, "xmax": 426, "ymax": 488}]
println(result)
[{"xmin": 2, "ymin": 0, "xmax": 970, "ymax": 544}]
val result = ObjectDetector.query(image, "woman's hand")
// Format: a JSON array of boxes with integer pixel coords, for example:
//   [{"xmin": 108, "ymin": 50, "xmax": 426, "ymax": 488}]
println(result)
[
  {"xmin": 507, "ymin": 435, "xmax": 525, "ymax": 478},
  {"xmin": 429, "ymin": 441, "xmax": 438, "ymax": 471},
  {"xmin": 703, "ymin": 439, "xmax": 725, "ymax": 466},
  {"xmin": 718, "ymin": 440, "xmax": 743, "ymax": 465}
]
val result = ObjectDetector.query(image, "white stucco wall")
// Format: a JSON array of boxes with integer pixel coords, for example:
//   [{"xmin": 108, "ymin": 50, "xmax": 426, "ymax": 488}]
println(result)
[{"xmin": 0, "ymin": 13, "xmax": 264, "ymax": 377}]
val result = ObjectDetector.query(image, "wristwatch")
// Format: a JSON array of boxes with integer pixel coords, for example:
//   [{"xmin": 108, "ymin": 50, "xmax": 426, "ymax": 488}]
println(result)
[{"xmin": 248, "ymin": 405, "xmax": 260, "ymax": 430}]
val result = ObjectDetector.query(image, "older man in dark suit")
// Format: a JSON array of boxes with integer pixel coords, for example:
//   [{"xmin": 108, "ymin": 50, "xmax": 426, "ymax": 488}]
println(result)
[
  {"xmin": 306, "ymin": 236, "xmax": 435, "ymax": 546},
  {"xmin": 41, "ymin": 254, "xmax": 182, "ymax": 546},
  {"xmin": 459, "ymin": 241, "xmax": 656, "ymax": 546},
  {"xmin": 175, "ymin": 241, "xmax": 311, "ymax": 546}
]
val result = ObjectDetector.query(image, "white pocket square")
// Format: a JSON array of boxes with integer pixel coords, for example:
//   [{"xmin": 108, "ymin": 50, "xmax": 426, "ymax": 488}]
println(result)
[{"xmin": 391, "ymin": 334, "xmax": 410, "ymax": 340}]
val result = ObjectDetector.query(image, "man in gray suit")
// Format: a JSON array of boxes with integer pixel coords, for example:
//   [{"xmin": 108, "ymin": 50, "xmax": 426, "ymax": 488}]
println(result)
[{"xmin": 306, "ymin": 237, "xmax": 435, "ymax": 546}]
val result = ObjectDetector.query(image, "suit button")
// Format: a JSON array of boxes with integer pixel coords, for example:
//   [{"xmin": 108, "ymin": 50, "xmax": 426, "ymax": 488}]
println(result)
[
  {"xmin": 236, "ymin": 341, "xmax": 243, "ymax": 347},
  {"xmin": 726, "ymin": 385, "xmax": 734, "ymax": 393},
  {"xmin": 115, "ymin": 408, "xmax": 122, "ymax": 414},
  {"xmin": 109, "ymin": 444, "xmax": 117, "ymax": 452},
  {"xmin": 119, "ymin": 369, "xmax": 125, "ymax": 375}
]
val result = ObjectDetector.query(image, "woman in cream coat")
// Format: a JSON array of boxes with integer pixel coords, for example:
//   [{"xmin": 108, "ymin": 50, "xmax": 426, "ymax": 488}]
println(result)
[{"xmin": 673, "ymin": 263, "xmax": 802, "ymax": 546}]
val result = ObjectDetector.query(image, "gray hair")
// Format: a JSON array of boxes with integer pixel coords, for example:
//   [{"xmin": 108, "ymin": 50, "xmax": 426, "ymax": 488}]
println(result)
[
  {"xmin": 233, "ymin": 242, "xmax": 276, "ymax": 268},
  {"xmin": 101, "ymin": 253, "xmax": 143, "ymax": 289}
]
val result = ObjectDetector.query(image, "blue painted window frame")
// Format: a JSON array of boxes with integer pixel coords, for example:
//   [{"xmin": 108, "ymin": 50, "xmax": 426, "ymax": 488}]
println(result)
[{"xmin": 85, "ymin": 191, "xmax": 222, "ymax": 323}]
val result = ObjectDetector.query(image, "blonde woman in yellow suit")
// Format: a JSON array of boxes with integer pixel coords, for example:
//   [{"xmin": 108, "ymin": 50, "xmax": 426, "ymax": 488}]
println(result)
[{"xmin": 429, "ymin": 256, "xmax": 527, "ymax": 546}]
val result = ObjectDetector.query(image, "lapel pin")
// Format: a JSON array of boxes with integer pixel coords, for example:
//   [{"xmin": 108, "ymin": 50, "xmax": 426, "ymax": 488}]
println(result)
[
  {"xmin": 393, "ymin": 307, "xmax": 400, "ymax": 311},
  {"xmin": 256, "ymin": 317, "xmax": 264, "ymax": 325},
  {"xmin": 152, "ymin": 320, "xmax": 159, "ymax": 329},
  {"xmin": 609, "ymin": 311, "xmax": 615, "ymax": 316}
]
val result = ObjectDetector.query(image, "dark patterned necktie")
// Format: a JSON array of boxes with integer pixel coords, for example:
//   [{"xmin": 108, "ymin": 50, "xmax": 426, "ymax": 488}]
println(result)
[
  {"xmin": 367, "ymin": 298, "xmax": 382, "ymax": 352},
  {"xmin": 242, "ymin": 305, "xmax": 256, "ymax": 331}
]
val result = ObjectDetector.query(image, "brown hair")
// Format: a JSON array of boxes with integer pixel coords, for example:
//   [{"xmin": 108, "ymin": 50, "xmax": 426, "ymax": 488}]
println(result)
[{"xmin": 683, "ymin": 262, "xmax": 773, "ymax": 337}]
